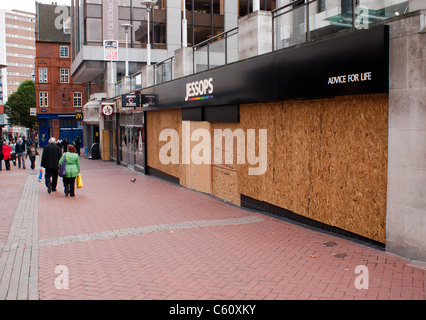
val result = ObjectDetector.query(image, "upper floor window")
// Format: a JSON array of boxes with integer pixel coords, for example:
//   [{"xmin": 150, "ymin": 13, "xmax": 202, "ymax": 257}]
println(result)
[
  {"xmin": 63, "ymin": 17, "xmax": 71, "ymax": 34},
  {"xmin": 73, "ymin": 92, "xmax": 82, "ymax": 107},
  {"xmin": 60, "ymin": 46, "xmax": 69, "ymax": 58},
  {"xmin": 39, "ymin": 68, "xmax": 48, "ymax": 83},
  {"xmin": 60, "ymin": 69, "xmax": 70, "ymax": 83},
  {"xmin": 39, "ymin": 92, "xmax": 48, "ymax": 107}
]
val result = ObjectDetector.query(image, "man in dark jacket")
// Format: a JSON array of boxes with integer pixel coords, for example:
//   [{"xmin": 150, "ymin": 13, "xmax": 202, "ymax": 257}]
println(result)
[
  {"xmin": 41, "ymin": 137, "xmax": 63, "ymax": 193},
  {"xmin": 15, "ymin": 137, "xmax": 26, "ymax": 169}
]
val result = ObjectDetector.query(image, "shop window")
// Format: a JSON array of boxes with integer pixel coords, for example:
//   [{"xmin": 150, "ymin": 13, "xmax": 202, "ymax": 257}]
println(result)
[{"xmin": 59, "ymin": 118, "xmax": 77, "ymax": 128}]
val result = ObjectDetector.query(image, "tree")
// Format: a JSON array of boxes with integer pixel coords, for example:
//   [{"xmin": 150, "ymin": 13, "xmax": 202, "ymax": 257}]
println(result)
[{"xmin": 4, "ymin": 80, "xmax": 37, "ymax": 130}]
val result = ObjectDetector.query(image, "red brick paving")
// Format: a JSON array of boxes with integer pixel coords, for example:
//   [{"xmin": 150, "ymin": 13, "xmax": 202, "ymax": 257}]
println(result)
[{"xmin": 2, "ymin": 156, "xmax": 426, "ymax": 300}]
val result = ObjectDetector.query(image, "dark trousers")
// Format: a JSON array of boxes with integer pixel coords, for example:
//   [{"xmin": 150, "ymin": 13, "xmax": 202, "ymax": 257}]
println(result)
[
  {"xmin": 63, "ymin": 177, "xmax": 76, "ymax": 196},
  {"xmin": 4, "ymin": 159, "xmax": 10, "ymax": 170},
  {"xmin": 29, "ymin": 155, "xmax": 35, "ymax": 169},
  {"xmin": 17, "ymin": 153, "xmax": 25, "ymax": 168},
  {"xmin": 45, "ymin": 168, "xmax": 59, "ymax": 190}
]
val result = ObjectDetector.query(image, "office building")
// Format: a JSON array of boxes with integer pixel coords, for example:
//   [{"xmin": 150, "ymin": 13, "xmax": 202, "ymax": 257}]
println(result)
[
  {"xmin": 0, "ymin": 9, "xmax": 36, "ymax": 138},
  {"xmin": 0, "ymin": 9, "xmax": 36, "ymax": 104}
]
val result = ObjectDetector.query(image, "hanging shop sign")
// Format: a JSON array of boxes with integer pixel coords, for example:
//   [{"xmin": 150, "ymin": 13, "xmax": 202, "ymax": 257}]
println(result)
[
  {"xmin": 122, "ymin": 93, "xmax": 140, "ymax": 108},
  {"xmin": 101, "ymin": 103, "xmax": 114, "ymax": 116},
  {"xmin": 140, "ymin": 25, "xmax": 389, "ymax": 111}
]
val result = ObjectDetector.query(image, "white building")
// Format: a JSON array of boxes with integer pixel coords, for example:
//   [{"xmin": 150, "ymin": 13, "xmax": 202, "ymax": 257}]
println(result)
[{"xmin": 0, "ymin": 9, "xmax": 36, "ymax": 104}]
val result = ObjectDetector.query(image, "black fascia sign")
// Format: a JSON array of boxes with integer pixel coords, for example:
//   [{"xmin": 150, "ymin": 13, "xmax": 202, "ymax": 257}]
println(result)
[
  {"xmin": 141, "ymin": 25, "xmax": 389, "ymax": 111},
  {"xmin": 142, "ymin": 94, "xmax": 157, "ymax": 106}
]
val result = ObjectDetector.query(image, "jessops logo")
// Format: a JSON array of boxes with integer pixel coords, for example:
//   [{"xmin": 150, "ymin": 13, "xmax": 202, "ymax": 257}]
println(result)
[{"xmin": 185, "ymin": 78, "xmax": 214, "ymax": 102}]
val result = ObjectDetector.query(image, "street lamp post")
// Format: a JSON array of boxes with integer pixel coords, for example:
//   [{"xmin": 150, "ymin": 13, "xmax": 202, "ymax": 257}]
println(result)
[
  {"xmin": 141, "ymin": 0, "xmax": 158, "ymax": 66},
  {"xmin": 121, "ymin": 23, "xmax": 132, "ymax": 77}
]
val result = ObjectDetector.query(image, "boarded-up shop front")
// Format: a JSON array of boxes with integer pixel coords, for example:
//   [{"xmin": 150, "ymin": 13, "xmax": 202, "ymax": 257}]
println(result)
[{"xmin": 142, "ymin": 26, "xmax": 389, "ymax": 245}]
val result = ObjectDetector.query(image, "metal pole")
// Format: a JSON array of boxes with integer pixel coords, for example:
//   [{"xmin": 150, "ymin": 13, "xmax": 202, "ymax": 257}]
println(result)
[
  {"xmin": 147, "ymin": 6, "xmax": 151, "ymax": 65},
  {"xmin": 125, "ymin": 31, "xmax": 129, "ymax": 76},
  {"xmin": 182, "ymin": 0, "xmax": 187, "ymax": 47}
]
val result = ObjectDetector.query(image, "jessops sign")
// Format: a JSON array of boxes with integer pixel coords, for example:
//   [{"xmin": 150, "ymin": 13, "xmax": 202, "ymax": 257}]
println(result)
[
  {"xmin": 184, "ymin": 78, "xmax": 214, "ymax": 102},
  {"xmin": 141, "ymin": 25, "xmax": 389, "ymax": 110}
]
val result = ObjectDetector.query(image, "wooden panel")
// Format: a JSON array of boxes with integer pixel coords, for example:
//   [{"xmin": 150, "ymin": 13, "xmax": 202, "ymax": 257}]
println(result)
[
  {"xmin": 184, "ymin": 121, "xmax": 212, "ymax": 195},
  {"xmin": 238, "ymin": 94, "xmax": 388, "ymax": 243},
  {"xmin": 101, "ymin": 130, "xmax": 109, "ymax": 160},
  {"xmin": 146, "ymin": 109, "xmax": 182, "ymax": 180},
  {"xmin": 211, "ymin": 122, "xmax": 242, "ymax": 206}
]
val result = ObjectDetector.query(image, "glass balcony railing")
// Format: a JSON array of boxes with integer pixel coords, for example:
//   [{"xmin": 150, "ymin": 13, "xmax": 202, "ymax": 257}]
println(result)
[
  {"xmin": 193, "ymin": 27, "xmax": 239, "ymax": 73},
  {"xmin": 273, "ymin": 0, "xmax": 409, "ymax": 50},
  {"xmin": 154, "ymin": 56, "xmax": 174, "ymax": 85}
]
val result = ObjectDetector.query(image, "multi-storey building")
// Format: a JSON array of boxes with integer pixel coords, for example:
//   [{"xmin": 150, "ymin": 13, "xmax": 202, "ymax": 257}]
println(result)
[
  {"xmin": 35, "ymin": 3, "xmax": 87, "ymax": 147},
  {"xmin": 0, "ymin": 9, "xmax": 36, "ymax": 138},
  {"xmin": 73, "ymin": 0, "xmax": 425, "ymax": 263},
  {"xmin": 71, "ymin": 0, "xmax": 276, "ymax": 160},
  {"xmin": 0, "ymin": 9, "xmax": 36, "ymax": 104}
]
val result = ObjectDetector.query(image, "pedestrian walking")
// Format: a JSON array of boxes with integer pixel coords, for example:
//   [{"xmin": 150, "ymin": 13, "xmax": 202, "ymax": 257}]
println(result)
[
  {"xmin": 26, "ymin": 142, "xmax": 39, "ymax": 170},
  {"xmin": 58, "ymin": 144, "xmax": 80, "ymax": 197},
  {"xmin": 15, "ymin": 137, "xmax": 26, "ymax": 169},
  {"xmin": 41, "ymin": 137, "xmax": 63, "ymax": 194},
  {"xmin": 0, "ymin": 139, "xmax": 3, "ymax": 171},
  {"xmin": 2, "ymin": 141, "xmax": 12, "ymax": 171},
  {"xmin": 74, "ymin": 136, "xmax": 81, "ymax": 156},
  {"xmin": 61, "ymin": 137, "xmax": 68, "ymax": 154},
  {"xmin": 10, "ymin": 139, "xmax": 16, "ymax": 166}
]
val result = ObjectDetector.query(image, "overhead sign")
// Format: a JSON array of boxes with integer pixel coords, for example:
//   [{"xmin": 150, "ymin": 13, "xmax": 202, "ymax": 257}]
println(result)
[
  {"xmin": 122, "ymin": 94, "xmax": 140, "ymax": 108},
  {"xmin": 104, "ymin": 40, "xmax": 118, "ymax": 61}
]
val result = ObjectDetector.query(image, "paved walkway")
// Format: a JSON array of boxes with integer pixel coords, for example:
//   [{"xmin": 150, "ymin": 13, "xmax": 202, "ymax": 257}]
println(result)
[{"xmin": 0, "ymin": 155, "xmax": 425, "ymax": 300}]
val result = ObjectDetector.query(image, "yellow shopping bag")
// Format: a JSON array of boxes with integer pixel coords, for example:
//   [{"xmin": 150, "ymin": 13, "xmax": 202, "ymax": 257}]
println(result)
[{"xmin": 76, "ymin": 173, "xmax": 83, "ymax": 189}]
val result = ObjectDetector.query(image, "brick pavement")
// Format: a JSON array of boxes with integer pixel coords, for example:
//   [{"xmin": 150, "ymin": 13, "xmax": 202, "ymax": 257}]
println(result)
[{"xmin": 0, "ymin": 155, "xmax": 425, "ymax": 300}]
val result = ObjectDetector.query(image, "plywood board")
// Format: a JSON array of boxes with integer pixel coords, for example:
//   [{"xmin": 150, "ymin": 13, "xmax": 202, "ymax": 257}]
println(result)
[
  {"xmin": 146, "ymin": 109, "xmax": 182, "ymax": 180},
  {"xmin": 184, "ymin": 121, "xmax": 212, "ymax": 195},
  {"xmin": 238, "ymin": 94, "xmax": 388, "ymax": 243}
]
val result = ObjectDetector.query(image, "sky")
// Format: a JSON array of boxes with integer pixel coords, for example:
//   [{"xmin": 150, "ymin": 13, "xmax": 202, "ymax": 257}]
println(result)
[{"xmin": 0, "ymin": 0, "xmax": 71, "ymax": 13}]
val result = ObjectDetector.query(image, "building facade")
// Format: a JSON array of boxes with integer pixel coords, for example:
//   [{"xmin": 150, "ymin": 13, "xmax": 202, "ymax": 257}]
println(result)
[
  {"xmin": 0, "ymin": 9, "xmax": 36, "ymax": 102},
  {"xmin": 0, "ymin": 9, "xmax": 36, "ymax": 138},
  {"xmin": 71, "ymin": 0, "xmax": 425, "ymax": 262},
  {"xmin": 35, "ymin": 3, "xmax": 87, "ymax": 147},
  {"xmin": 71, "ymin": 0, "xmax": 270, "ymax": 161}
]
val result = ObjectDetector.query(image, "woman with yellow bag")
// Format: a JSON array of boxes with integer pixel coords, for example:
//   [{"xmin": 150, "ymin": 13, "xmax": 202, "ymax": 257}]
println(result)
[{"xmin": 58, "ymin": 144, "xmax": 81, "ymax": 197}]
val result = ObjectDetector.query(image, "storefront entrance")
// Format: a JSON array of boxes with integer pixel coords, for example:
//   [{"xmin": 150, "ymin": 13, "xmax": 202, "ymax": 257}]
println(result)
[{"xmin": 119, "ymin": 113, "xmax": 145, "ymax": 173}]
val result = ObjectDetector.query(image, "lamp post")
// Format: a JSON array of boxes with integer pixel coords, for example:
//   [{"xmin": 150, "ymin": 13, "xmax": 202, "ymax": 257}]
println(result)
[
  {"xmin": 121, "ymin": 23, "xmax": 132, "ymax": 76},
  {"xmin": 141, "ymin": 0, "xmax": 158, "ymax": 66}
]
